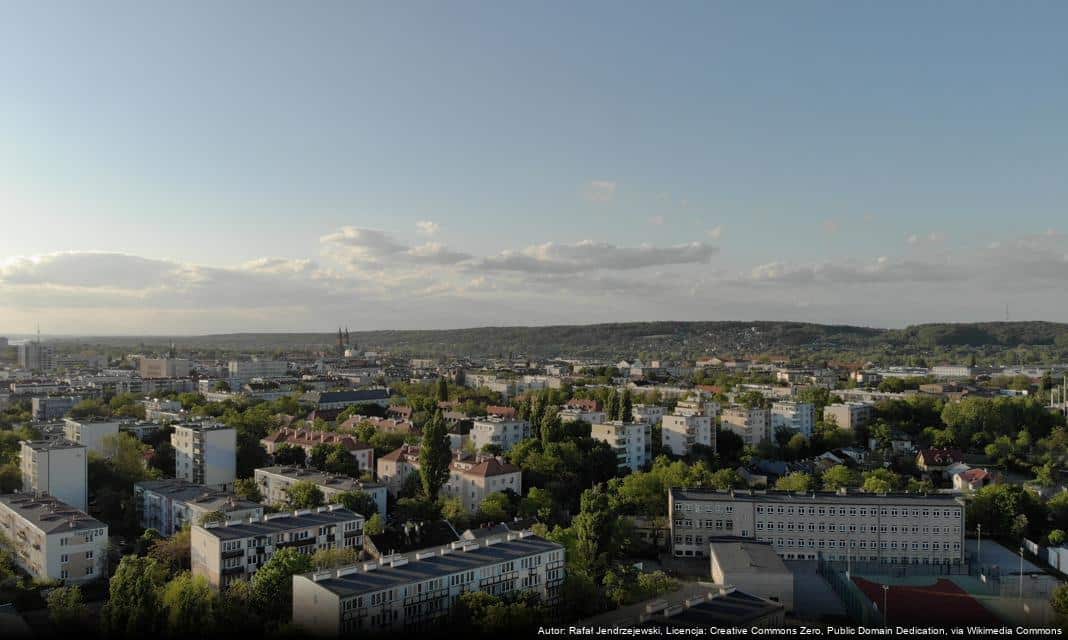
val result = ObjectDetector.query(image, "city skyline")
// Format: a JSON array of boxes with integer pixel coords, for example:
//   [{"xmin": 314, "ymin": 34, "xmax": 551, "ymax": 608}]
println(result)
[{"xmin": 3, "ymin": 1, "xmax": 1068, "ymax": 333}]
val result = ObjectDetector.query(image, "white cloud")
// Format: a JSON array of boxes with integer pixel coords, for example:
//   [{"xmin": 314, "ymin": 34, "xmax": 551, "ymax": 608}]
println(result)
[
  {"xmin": 473, "ymin": 240, "xmax": 718, "ymax": 275},
  {"xmin": 416, "ymin": 221, "xmax": 440, "ymax": 236}
]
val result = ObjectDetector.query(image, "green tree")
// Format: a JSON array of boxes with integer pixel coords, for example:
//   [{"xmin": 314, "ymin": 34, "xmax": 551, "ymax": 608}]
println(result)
[
  {"xmin": 419, "ymin": 409, "xmax": 452, "ymax": 500},
  {"xmin": 334, "ymin": 491, "xmax": 378, "ymax": 519},
  {"xmin": 286, "ymin": 480, "xmax": 324, "ymax": 509},
  {"xmin": 1049, "ymin": 529, "xmax": 1066, "ymax": 546},
  {"xmin": 250, "ymin": 547, "xmax": 313, "ymax": 620},
  {"xmin": 436, "ymin": 377, "xmax": 449, "ymax": 402},
  {"xmin": 619, "ymin": 389, "xmax": 633, "ymax": 422},
  {"xmin": 861, "ymin": 468, "xmax": 900, "ymax": 493},
  {"xmin": 571, "ymin": 485, "xmax": 616, "ymax": 579},
  {"xmin": 822, "ymin": 465, "xmax": 859, "ymax": 491},
  {"xmin": 47, "ymin": 585, "xmax": 88, "ymax": 629},
  {"xmin": 233, "ymin": 478, "xmax": 263, "ymax": 503},
  {"xmin": 159, "ymin": 572, "xmax": 221, "ymax": 638},
  {"xmin": 478, "ymin": 492, "xmax": 512, "ymax": 522},
  {"xmin": 101, "ymin": 556, "xmax": 169, "ymax": 637},
  {"xmin": 774, "ymin": 472, "xmax": 815, "ymax": 493},
  {"xmin": 364, "ymin": 512, "xmax": 386, "ymax": 536}
]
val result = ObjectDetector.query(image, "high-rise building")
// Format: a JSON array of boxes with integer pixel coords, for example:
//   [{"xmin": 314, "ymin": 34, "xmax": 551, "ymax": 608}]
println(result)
[
  {"xmin": 31, "ymin": 396, "xmax": 82, "ymax": 422},
  {"xmin": 720, "ymin": 406, "xmax": 772, "ymax": 446},
  {"xmin": 661, "ymin": 397, "xmax": 716, "ymax": 457},
  {"xmin": 591, "ymin": 420, "xmax": 652, "ymax": 472},
  {"xmin": 0, "ymin": 494, "xmax": 108, "ymax": 585},
  {"xmin": 770, "ymin": 401, "xmax": 816, "ymax": 438},
  {"xmin": 19, "ymin": 440, "xmax": 89, "ymax": 511},
  {"xmin": 140, "ymin": 357, "xmax": 191, "ymax": 379},
  {"xmin": 18, "ymin": 341, "xmax": 56, "ymax": 372},
  {"xmin": 172, "ymin": 422, "xmax": 237, "ymax": 490}
]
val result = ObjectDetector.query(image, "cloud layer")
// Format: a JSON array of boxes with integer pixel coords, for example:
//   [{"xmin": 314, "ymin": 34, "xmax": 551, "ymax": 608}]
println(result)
[{"xmin": 2, "ymin": 228, "xmax": 1067, "ymax": 334}]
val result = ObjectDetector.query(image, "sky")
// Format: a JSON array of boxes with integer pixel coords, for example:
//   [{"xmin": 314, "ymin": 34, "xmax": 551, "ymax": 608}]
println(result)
[{"xmin": 1, "ymin": 1, "xmax": 1067, "ymax": 335}]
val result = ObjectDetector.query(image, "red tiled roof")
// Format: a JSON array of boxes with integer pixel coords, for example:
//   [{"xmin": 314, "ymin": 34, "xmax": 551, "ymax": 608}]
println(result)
[
  {"xmin": 566, "ymin": 398, "xmax": 601, "ymax": 411},
  {"xmin": 486, "ymin": 405, "xmax": 517, "ymax": 419}
]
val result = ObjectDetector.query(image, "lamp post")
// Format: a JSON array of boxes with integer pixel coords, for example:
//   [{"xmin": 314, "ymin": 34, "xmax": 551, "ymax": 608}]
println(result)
[
  {"xmin": 976, "ymin": 523, "xmax": 982, "ymax": 561},
  {"xmin": 1019, "ymin": 546, "xmax": 1025, "ymax": 600},
  {"xmin": 882, "ymin": 584, "xmax": 890, "ymax": 627}
]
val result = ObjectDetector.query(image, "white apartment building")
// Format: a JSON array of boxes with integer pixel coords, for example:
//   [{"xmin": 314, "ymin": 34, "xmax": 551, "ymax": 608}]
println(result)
[
  {"xmin": 470, "ymin": 417, "xmax": 531, "ymax": 453},
  {"xmin": 292, "ymin": 532, "xmax": 565, "ymax": 636},
  {"xmin": 661, "ymin": 398, "xmax": 715, "ymax": 457},
  {"xmin": 590, "ymin": 420, "xmax": 651, "ymax": 472},
  {"xmin": 228, "ymin": 358, "xmax": 289, "ymax": 387},
  {"xmin": 172, "ymin": 422, "xmax": 237, "ymax": 490},
  {"xmin": 254, "ymin": 466, "xmax": 388, "ymax": 517},
  {"xmin": 559, "ymin": 408, "xmax": 606, "ymax": 424},
  {"xmin": 140, "ymin": 357, "xmax": 191, "ymax": 379},
  {"xmin": 377, "ymin": 447, "xmax": 522, "ymax": 514},
  {"xmin": 31, "ymin": 396, "xmax": 81, "ymax": 422},
  {"xmin": 17, "ymin": 342, "xmax": 56, "ymax": 372},
  {"xmin": 720, "ymin": 406, "xmax": 772, "ymax": 446},
  {"xmin": 20, "ymin": 440, "xmax": 88, "ymax": 511},
  {"xmin": 191, "ymin": 506, "xmax": 364, "ymax": 589},
  {"xmin": 823, "ymin": 402, "xmax": 874, "ymax": 431},
  {"xmin": 0, "ymin": 494, "xmax": 108, "ymax": 585},
  {"xmin": 668, "ymin": 488, "xmax": 966, "ymax": 565},
  {"xmin": 62, "ymin": 418, "xmax": 122, "ymax": 454},
  {"xmin": 632, "ymin": 404, "xmax": 666, "ymax": 425},
  {"xmin": 134, "ymin": 479, "xmax": 264, "ymax": 536},
  {"xmin": 770, "ymin": 401, "xmax": 816, "ymax": 438}
]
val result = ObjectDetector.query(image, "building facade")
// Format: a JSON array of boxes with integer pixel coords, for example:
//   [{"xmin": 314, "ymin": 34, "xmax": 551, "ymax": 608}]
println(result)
[
  {"xmin": 822, "ymin": 402, "xmax": 874, "ymax": 431},
  {"xmin": 254, "ymin": 466, "xmax": 388, "ymax": 517},
  {"xmin": 770, "ymin": 401, "xmax": 816, "ymax": 438},
  {"xmin": 720, "ymin": 406, "xmax": 771, "ymax": 446},
  {"xmin": 20, "ymin": 440, "xmax": 88, "ymax": 511},
  {"xmin": 291, "ymin": 532, "xmax": 565, "ymax": 636},
  {"xmin": 191, "ymin": 506, "xmax": 364, "ymax": 589},
  {"xmin": 134, "ymin": 479, "xmax": 264, "ymax": 536},
  {"xmin": 31, "ymin": 396, "xmax": 81, "ymax": 422},
  {"xmin": 377, "ymin": 447, "xmax": 522, "ymax": 513},
  {"xmin": 661, "ymin": 398, "xmax": 715, "ymax": 457},
  {"xmin": 591, "ymin": 420, "xmax": 652, "ymax": 472},
  {"xmin": 469, "ymin": 417, "xmax": 531, "ymax": 453},
  {"xmin": 0, "ymin": 494, "xmax": 108, "ymax": 584},
  {"xmin": 62, "ymin": 418, "xmax": 122, "ymax": 454},
  {"xmin": 669, "ymin": 488, "xmax": 966, "ymax": 565},
  {"xmin": 172, "ymin": 422, "xmax": 237, "ymax": 489}
]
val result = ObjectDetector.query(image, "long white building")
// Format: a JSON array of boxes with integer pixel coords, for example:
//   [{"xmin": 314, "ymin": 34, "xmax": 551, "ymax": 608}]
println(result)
[
  {"xmin": 292, "ymin": 531, "xmax": 565, "ymax": 636},
  {"xmin": 469, "ymin": 416, "xmax": 531, "ymax": 453},
  {"xmin": 20, "ymin": 440, "xmax": 88, "ymax": 511},
  {"xmin": 134, "ymin": 479, "xmax": 264, "ymax": 536},
  {"xmin": 254, "ymin": 466, "xmax": 388, "ymax": 517}
]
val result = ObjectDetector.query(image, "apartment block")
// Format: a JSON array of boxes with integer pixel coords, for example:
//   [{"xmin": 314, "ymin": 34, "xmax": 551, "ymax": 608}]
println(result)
[
  {"xmin": 591, "ymin": 420, "xmax": 652, "ymax": 472},
  {"xmin": 661, "ymin": 398, "xmax": 715, "ymax": 457},
  {"xmin": 140, "ymin": 357, "xmax": 191, "ymax": 379},
  {"xmin": 20, "ymin": 440, "xmax": 88, "ymax": 511},
  {"xmin": 720, "ymin": 406, "xmax": 771, "ymax": 446},
  {"xmin": 261, "ymin": 428, "xmax": 374, "ymax": 473},
  {"xmin": 172, "ymin": 422, "xmax": 237, "ymax": 490},
  {"xmin": 62, "ymin": 418, "xmax": 122, "ymax": 454},
  {"xmin": 134, "ymin": 479, "xmax": 264, "ymax": 536},
  {"xmin": 17, "ymin": 342, "xmax": 56, "ymax": 372},
  {"xmin": 822, "ymin": 402, "xmax": 874, "ymax": 431},
  {"xmin": 668, "ymin": 488, "xmax": 965, "ymax": 565},
  {"xmin": 291, "ymin": 532, "xmax": 565, "ymax": 636},
  {"xmin": 31, "ymin": 396, "xmax": 81, "ymax": 422},
  {"xmin": 770, "ymin": 401, "xmax": 816, "ymax": 438},
  {"xmin": 0, "ymin": 494, "xmax": 108, "ymax": 584},
  {"xmin": 632, "ymin": 404, "xmax": 666, "ymax": 425},
  {"xmin": 470, "ymin": 417, "xmax": 531, "ymax": 453},
  {"xmin": 191, "ymin": 506, "xmax": 364, "ymax": 589},
  {"xmin": 377, "ymin": 447, "xmax": 521, "ymax": 513},
  {"xmin": 254, "ymin": 466, "xmax": 388, "ymax": 517}
]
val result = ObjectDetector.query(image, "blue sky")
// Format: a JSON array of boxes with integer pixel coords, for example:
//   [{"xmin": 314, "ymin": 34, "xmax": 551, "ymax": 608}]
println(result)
[{"xmin": 1, "ymin": 1, "xmax": 1067, "ymax": 334}]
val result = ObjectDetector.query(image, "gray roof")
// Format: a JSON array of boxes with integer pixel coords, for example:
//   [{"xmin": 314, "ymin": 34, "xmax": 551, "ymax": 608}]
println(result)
[
  {"xmin": 255, "ymin": 466, "xmax": 384, "ymax": 490},
  {"xmin": 642, "ymin": 590, "xmax": 782, "ymax": 628},
  {"xmin": 708, "ymin": 539, "xmax": 789, "ymax": 575},
  {"xmin": 298, "ymin": 535, "xmax": 562, "ymax": 597},
  {"xmin": 135, "ymin": 479, "xmax": 262, "ymax": 513},
  {"xmin": 670, "ymin": 487, "xmax": 964, "ymax": 507},
  {"xmin": 314, "ymin": 389, "xmax": 390, "ymax": 403},
  {"xmin": 0, "ymin": 494, "xmax": 105, "ymax": 535},
  {"xmin": 20, "ymin": 439, "xmax": 87, "ymax": 452},
  {"xmin": 196, "ymin": 506, "xmax": 361, "ymax": 541}
]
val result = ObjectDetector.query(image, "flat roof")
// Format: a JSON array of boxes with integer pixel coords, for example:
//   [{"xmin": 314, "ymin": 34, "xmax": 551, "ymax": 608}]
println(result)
[
  {"xmin": 255, "ymin": 466, "xmax": 385, "ymax": 490},
  {"xmin": 20, "ymin": 439, "xmax": 87, "ymax": 452},
  {"xmin": 298, "ymin": 535, "xmax": 562, "ymax": 598},
  {"xmin": 643, "ymin": 590, "xmax": 782, "ymax": 628},
  {"xmin": 195, "ymin": 506, "xmax": 361, "ymax": 541},
  {"xmin": 135, "ymin": 479, "xmax": 262, "ymax": 512},
  {"xmin": 0, "ymin": 494, "xmax": 105, "ymax": 534},
  {"xmin": 670, "ymin": 487, "xmax": 964, "ymax": 506}
]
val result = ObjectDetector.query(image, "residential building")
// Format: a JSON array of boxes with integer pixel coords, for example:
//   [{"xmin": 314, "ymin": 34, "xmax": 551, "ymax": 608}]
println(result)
[
  {"xmin": 304, "ymin": 389, "xmax": 392, "ymax": 411},
  {"xmin": 227, "ymin": 358, "xmax": 289, "ymax": 387},
  {"xmin": 591, "ymin": 420, "xmax": 652, "ymax": 472},
  {"xmin": 31, "ymin": 396, "xmax": 81, "ymax": 422},
  {"xmin": 0, "ymin": 494, "xmax": 107, "ymax": 584},
  {"xmin": 62, "ymin": 418, "xmax": 121, "ymax": 454},
  {"xmin": 377, "ymin": 447, "xmax": 521, "ymax": 513},
  {"xmin": 951, "ymin": 468, "xmax": 995, "ymax": 493},
  {"xmin": 632, "ymin": 403, "xmax": 666, "ymax": 425},
  {"xmin": 254, "ymin": 466, "xmax": 387, "ymax": 517},
  {"xmin": 770, "ymin": 401, "xmax": 816, "ymax": 438},
  {"xmin": 661, "ymin": 397, "xmax": 715, "ymax": 457},
  {"xmin": 172, "ymin": 422, "xmax": 237, "ymax": 490},
  {"xmin": 140, "ymin": 357, "xmax": 191, "ymax": 379},
  {"xmin": 668, "ymin": 488, "xmax": 966, "ymax": 565},
  {"xmin": 134, "ymin": 479, "xmax": 264, "ymax": 536},
  {"xmin": 17, "ymin": 342, "xmax": 55, "ymax": 372},
  {"xmin": 260, "ymin": 428, "xmax": 374, "ymax": 472},
  {"xmin": 191, "ymin": 506, "xmax": 364, "ymax": 589},
  {"xmin": 20, "ymin": 440, "xmax": 88, "ymax": 511},
  {"xmin": 469, "ymin": 417, "xmax": 531, "ymax": 453},
  {"xmin": 916, "ymin": 448, "xmax": 965, "ymax": 476},
  {"xmin": 720, "ymin": 406, "xmax": 771, "ymax": 446},
  {"xmin": 143, "ymin": 397, "xmax": 185, "ymax": 423},
  {"xmin": 708, "ymin": 539, "xmax": 794, "ymax": 611},
  {"xmin": 822, "ymin": 402, "xmax": 873, "ymax": 431},
  {"xmin": 291, "ymin": 532, "xmax": 564, "ymax": 636}
]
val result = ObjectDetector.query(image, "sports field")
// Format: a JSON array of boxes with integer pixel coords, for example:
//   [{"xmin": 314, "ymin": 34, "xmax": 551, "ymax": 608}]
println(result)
[{"xmin": 851, "ymin": 576, "xmax": 1001, "ymax": 625}]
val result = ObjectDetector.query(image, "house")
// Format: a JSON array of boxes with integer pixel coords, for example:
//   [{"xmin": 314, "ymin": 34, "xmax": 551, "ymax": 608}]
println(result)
[
  {"xmin": 952, "ymin": 468, "xmax": 995, "ymax": 493},
  {"xmin": 376, "ymin": 446, "xmax": 522, "ymax": 513},
  {"xmin": 916, "ymin": 448, "xmax": 965, "ymax": 476},
  {"xmin": 260, "ymin": 428, "xmax": 374, "ymax": 472}
]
